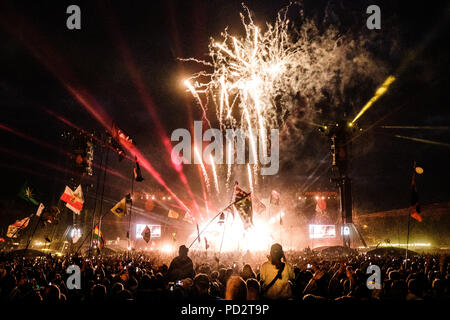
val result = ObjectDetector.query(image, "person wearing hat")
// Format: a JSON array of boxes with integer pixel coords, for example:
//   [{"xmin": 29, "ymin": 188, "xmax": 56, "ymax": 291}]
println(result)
[
  {"xmin": 259, "ymin": 243, "xmax": 295, "ymax": 300},
  {"xmin": 167, "ymin": 245, "xmax": 195, "ymax": 282}
]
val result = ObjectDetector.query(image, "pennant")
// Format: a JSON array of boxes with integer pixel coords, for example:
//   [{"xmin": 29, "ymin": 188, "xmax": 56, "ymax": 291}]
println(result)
[
  {"xmin": 141, "ymin": 225, "xmax": 151, "ymax": 243},
  {"xmin": 270, "ymin": 190, "xmax": 280, "ymax": 206},
  {"xmin": 36, "ymin": 203, "xmax": 45, "ymax": 217},
  {"xmin": 233, "ymin": 183, "xmax": 253, "ymax": 229},
  {"xmin": 168, "ymin": 209, "xmax": 179, "ymax": 219},
  {"xmin": 18, "ymin": 182, "xmax": 39, "ymax": 206},
  {"xmin": 183, "ymin": 211, "xmax": 194, "ymax": 224},
  {"xmin": 252, "ymin": 195, "xmax": 266, "ymax": 214},
  {"xmin": 60, "ymin": 185, "xmax": 84, "ymax": 214},
  {"xmin": 410, "ymin": 167, "xmax": 422, "ymax": 222},
  {"xmin": 111, "ymin": 122, "xmax": 135, "ymax": 146},
  {"xmin": 133, "ymin": 157, "xmax": 144, "ymax": 182},
  {"xmin": 111, "ymin": 197, "xmax": 127, "ymax": 217},
  {"xmin": 205, "ymin": 237, "xmax": 210, "ymax": 250},
  {"xmin": 93, "ymin": 225, "xmax": 105, "ymax": 250},
  {"xmin": 7, "ymin": 217, "xmax": 31, "ymax": 238},
  {"xmin": 317, "ymin": 197, "xmax": 327, "ymax": 211}
]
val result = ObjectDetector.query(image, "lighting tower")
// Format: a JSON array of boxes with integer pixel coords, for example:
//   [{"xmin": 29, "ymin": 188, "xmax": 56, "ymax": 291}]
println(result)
[{"xmin": 320, "ymin": 120, "xmax": 358, "ymax": 248}]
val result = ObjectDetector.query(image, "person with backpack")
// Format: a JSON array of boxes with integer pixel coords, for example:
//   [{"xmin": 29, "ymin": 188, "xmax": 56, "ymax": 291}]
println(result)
[{"xmin": 259, "ymin": 243, "xmax": 295, "ymax": 300}]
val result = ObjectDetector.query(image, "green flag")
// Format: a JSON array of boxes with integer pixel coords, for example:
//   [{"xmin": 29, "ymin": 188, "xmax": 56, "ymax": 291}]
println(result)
[{"xmin": 18, "ymin": 182, "xmax": 39, "ymax": 206}]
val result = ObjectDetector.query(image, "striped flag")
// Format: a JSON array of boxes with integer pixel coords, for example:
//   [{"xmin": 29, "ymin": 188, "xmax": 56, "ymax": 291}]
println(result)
[
  {"xmin": 93, "ymin": 225, "xmax": 105, "ymax": 250},
  {"xmin": 60, "ymin": 185, "xmax": 84, "ymax": 214}
]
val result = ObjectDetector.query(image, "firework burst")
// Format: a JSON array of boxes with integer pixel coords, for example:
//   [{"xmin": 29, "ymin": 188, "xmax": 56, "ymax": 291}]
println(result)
[{"xmin": 183, "ymin": 2, "xmax": 387, "ymax": 187}]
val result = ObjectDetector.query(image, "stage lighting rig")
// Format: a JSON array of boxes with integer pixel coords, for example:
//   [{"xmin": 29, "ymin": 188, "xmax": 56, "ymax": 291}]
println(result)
[{"xmin": 319, "ymin": 120, "xmax": 361, "ymax": 247}]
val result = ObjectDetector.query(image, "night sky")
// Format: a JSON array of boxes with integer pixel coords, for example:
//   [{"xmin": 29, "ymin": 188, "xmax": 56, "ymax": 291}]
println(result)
[{"xmin": 0, "ymin": 0, "xmax": 449, "ymax": 232}]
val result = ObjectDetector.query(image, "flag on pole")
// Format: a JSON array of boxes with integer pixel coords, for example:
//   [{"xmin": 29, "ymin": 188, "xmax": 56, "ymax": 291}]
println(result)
[
  {"xmin": 41, "ymin": 206, "xmax": 60, "ymax": 224},
  {"xmin": 112, "ymin": 122, "xmax": 135, "ymax": 146},
  {"xmin": 141, "ymin": 225, "xmax": 151, "ymax": 243},
  {"xmin": 233, "ymin": 183, "xmax": 253, "ymax": 229},
  {"xmin": 183, "ymin": 211, "xmax": 194, "ymax": 224},
  {"xmin": 270, "ymin": 190, "xmax": 280, "ymax": 206},
  {"xmin": 410, "ymin": 167, "xmax": 422, "ymax": 222},
  {"xmin": 133, "ymin": 156, "xmax": 144, "ymax": 182},
  {"xmin": 168, "ymin": 209, "xmax": 179, "ymax": 219},
  {"xmin": 93, "ymin": 225, "xmax": 105, "ymax": 250},
  {"xmin": 18, "ymin": 182, "xmax": 39, "ymax": 206},
  {"xmin": 7, "ymin": 217, "xmax": 31, "ymax": 238},
  {"xmin": 36, "ymin": 203, "xmax": 45, "ymax": 217},
  {"xmin": 252, "ymin": 195, "xmax": 266, "ymax": 214},
  {"xmin": 111, "ymin": 197, "xmax": 127, "ymax": 217},
  {"xmin": 60, "ymin": 185, "xmax": 84, "ymax": 214}
]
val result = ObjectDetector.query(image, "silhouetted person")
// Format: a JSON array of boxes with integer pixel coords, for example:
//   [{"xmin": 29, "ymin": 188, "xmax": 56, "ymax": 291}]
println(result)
[{"xmin": 167, "ymin": 245, "xmax": 195, "ymax": 281}]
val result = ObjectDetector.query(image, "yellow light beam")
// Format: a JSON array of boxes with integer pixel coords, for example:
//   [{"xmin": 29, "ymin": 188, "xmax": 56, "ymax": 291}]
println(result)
[
  {"xmin": 351, "ymin": 75, "xmax": 396, "ymax": 124},
  {"xmin": 394, "ymin": 135, "xmax": 450, "ymax": 148}
]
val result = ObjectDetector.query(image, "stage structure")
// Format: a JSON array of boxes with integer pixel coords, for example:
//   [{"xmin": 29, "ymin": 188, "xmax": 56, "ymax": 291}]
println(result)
[{"xmin": 320, "ymin": 121, "xmax": 367, "ymax": 248}]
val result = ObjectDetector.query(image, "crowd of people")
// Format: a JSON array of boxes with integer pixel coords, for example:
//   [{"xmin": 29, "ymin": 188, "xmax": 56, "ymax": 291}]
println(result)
[{"xmin": 0, "ymin": 243, "xmax": 449, "ymax": 303}]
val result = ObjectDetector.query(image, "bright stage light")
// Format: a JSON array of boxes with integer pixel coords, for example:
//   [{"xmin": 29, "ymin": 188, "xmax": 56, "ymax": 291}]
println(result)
[
  {"xmin": 161, "ymin": 243, "xmax": 175, "ymax": 253},
  {"xmin": 190, "ymin": 212, "xmax": 280, "ymax": 252},
  {"xmin": 309, "ymin": 224, "xmax": 336, "ymax": 239},
  {"xmin": 70, "ymin": 228, "xmax": 82, "ymax": 239}
]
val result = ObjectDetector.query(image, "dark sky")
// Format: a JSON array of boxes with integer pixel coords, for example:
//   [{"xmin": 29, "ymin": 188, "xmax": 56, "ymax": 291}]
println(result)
[{"xmin": 0, "ymin": 0, "xmax": 449, "ymax": 229}]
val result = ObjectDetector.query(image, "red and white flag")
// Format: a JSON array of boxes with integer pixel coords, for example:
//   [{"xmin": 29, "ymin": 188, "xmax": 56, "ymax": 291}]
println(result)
[{"xmin": 60, "ymin": 185, "xmax": 84, "ymax": 214}]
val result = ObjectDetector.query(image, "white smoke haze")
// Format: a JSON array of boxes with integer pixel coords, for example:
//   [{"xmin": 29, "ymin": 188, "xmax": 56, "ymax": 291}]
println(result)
[{"xmin": 183, "ymin": 3, "xmax": 390, "ymax": 176}]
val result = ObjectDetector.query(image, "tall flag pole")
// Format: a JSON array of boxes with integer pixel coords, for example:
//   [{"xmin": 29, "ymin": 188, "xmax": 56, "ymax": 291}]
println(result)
[
  {"xmin": 96, "ymin": 134, "xmax": 111, "ymax": 252},
  {"xmin": 88, "ymin": 138, "xmax": 104, "ymax": 256},
  {"xmin": 127, "ymin": 159, "xmax": 135, "ymax": 256},
  {"xmin": 406, "ymin": 161, "xmax": 423, "ymax": 267}
]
